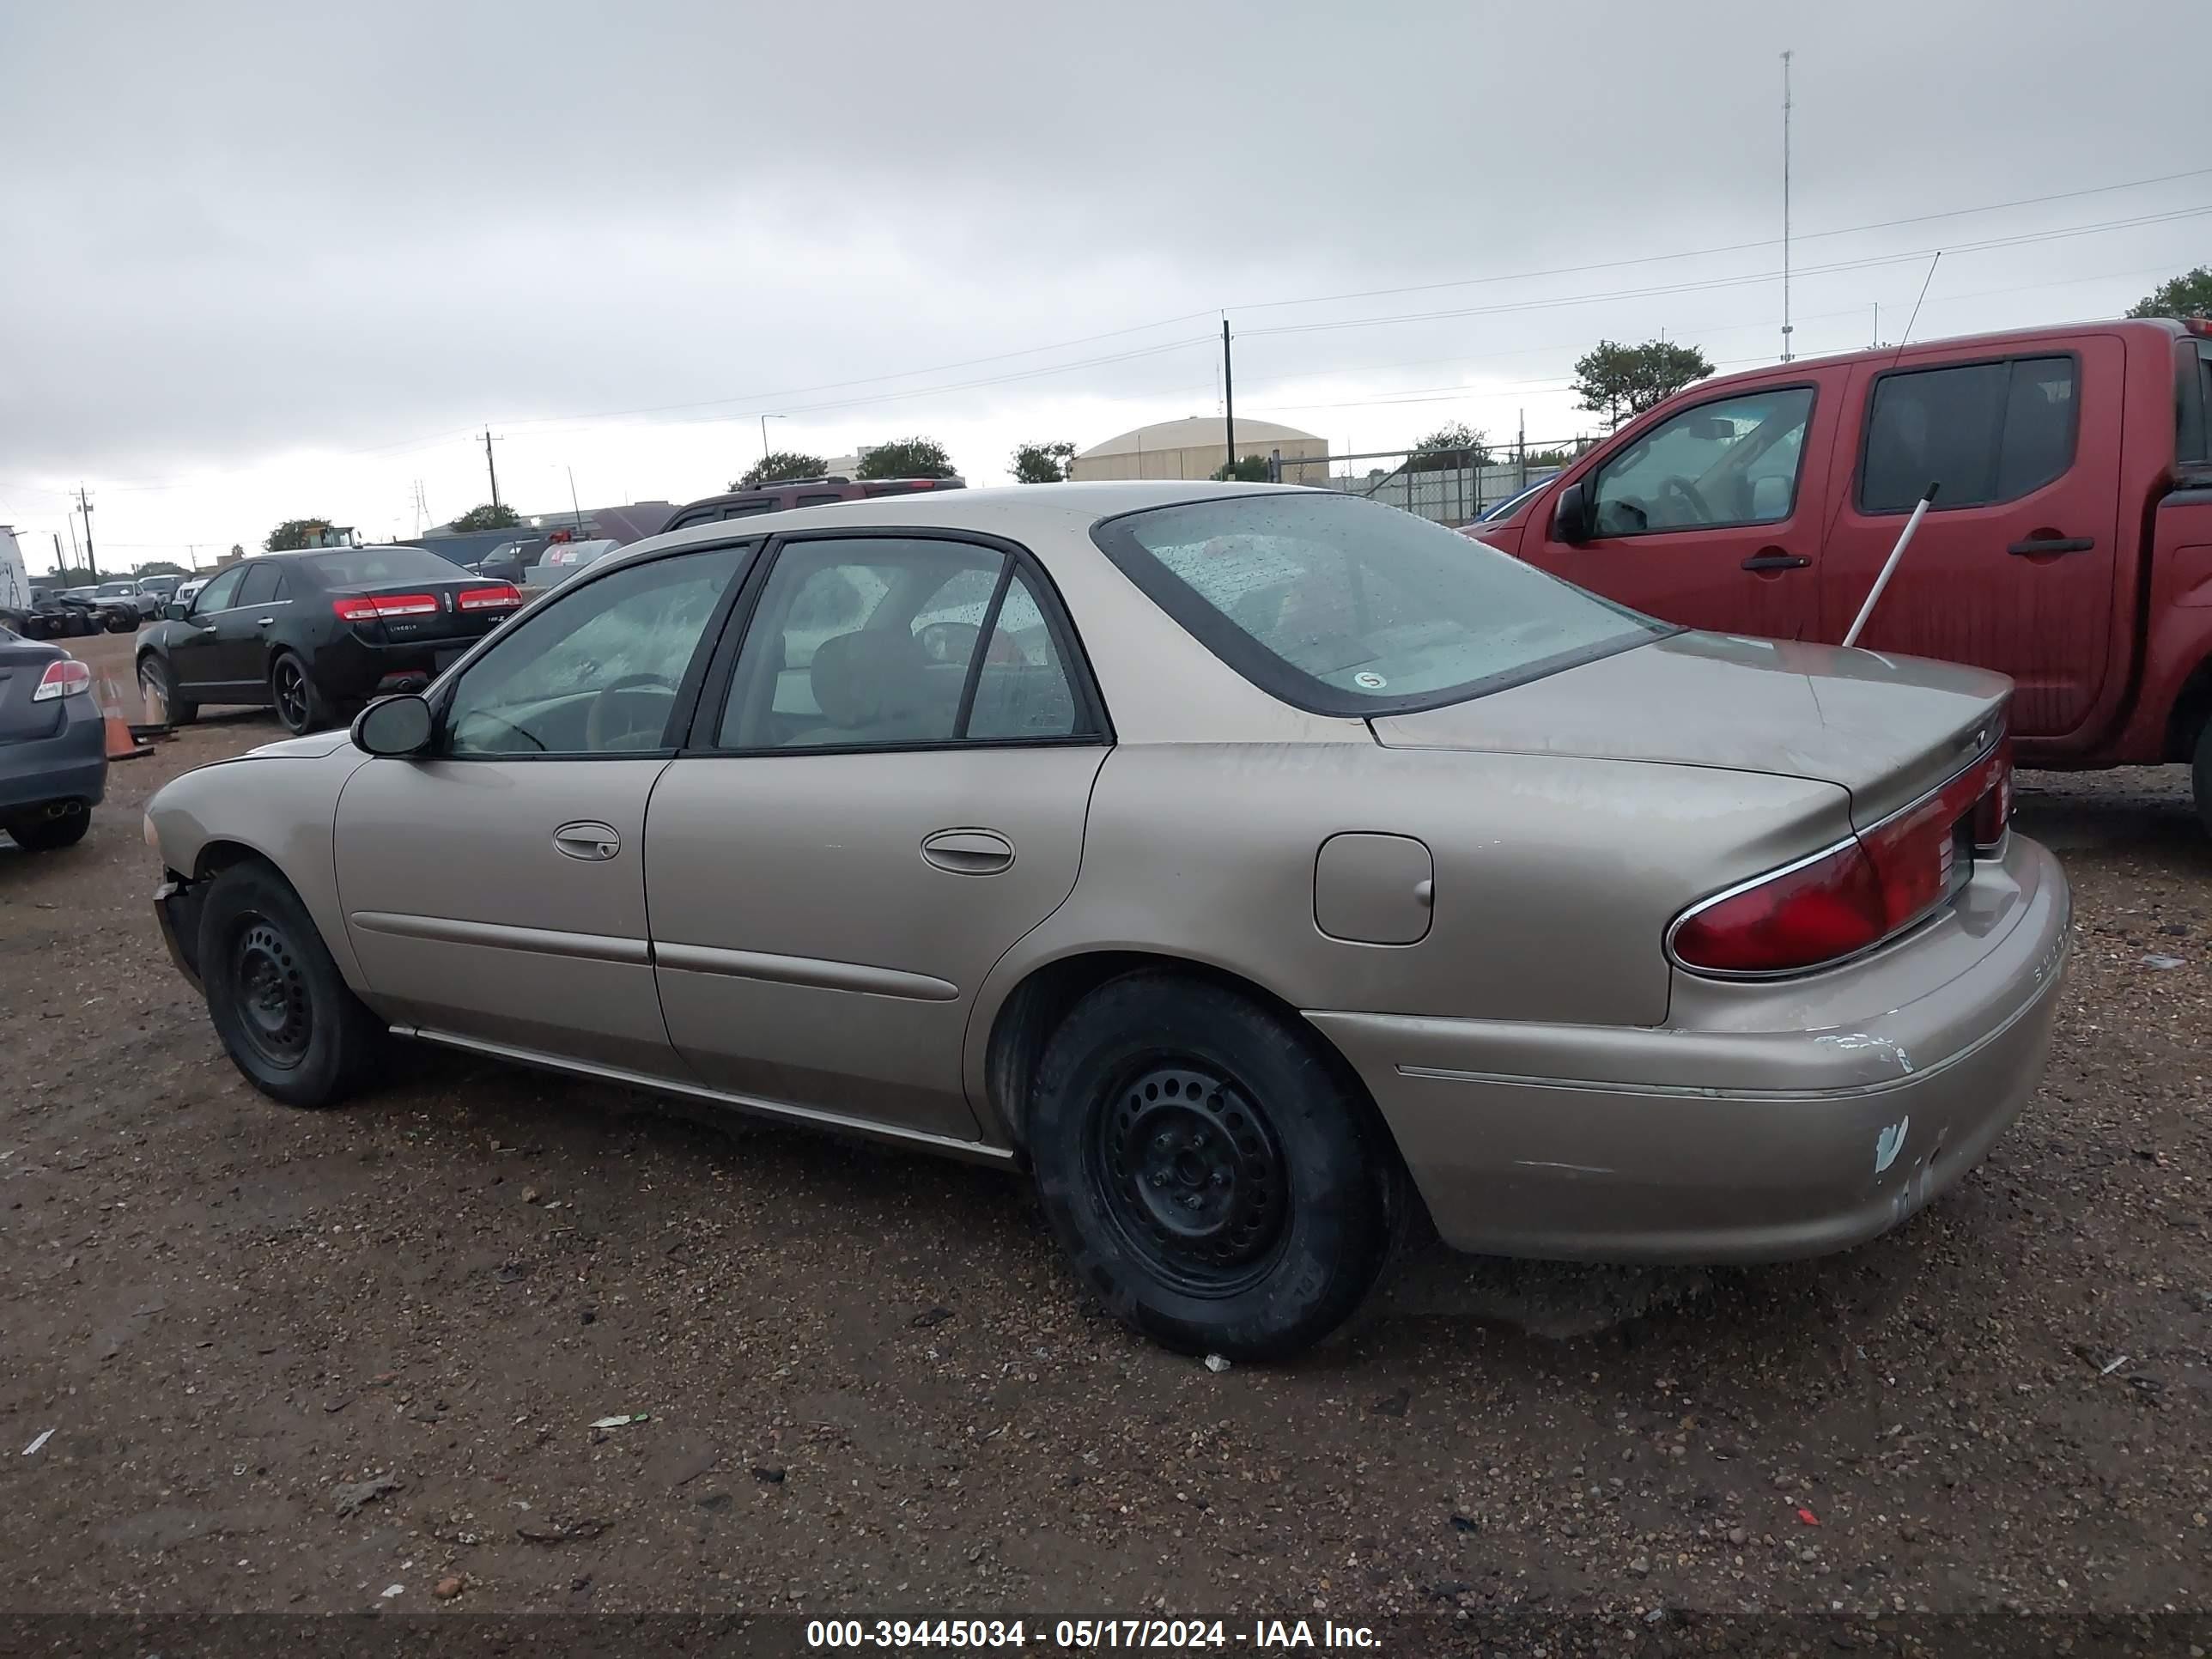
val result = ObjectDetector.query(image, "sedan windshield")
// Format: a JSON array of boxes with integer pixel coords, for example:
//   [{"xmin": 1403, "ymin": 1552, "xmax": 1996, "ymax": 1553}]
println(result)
[{"xmin": 1095, "ymin": 492, "xmax": 1666, "ymax": 714}]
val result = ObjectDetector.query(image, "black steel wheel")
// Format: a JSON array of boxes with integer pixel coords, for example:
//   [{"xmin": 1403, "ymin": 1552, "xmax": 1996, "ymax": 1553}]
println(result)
[
  {"xmin": 1030, "ymin": 970, "xmax": 1400, "ymax": 1360},
  {"xmin": 200, "ymin": 860, "xmax": 385, "ymax": 1107},
  {"xmin": 228, "ymin": 918, "xmax": 314, "ymax": 1071},
  {"xmin": 1088, "ymin": 1061, "xmax": 1290, "ymax": 1297}
]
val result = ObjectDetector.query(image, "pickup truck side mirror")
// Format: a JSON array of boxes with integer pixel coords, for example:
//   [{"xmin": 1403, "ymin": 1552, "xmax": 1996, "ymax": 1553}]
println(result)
[{"xmin": 1552, "ymin": 479, "xmax": 1595, "ymax": 546}]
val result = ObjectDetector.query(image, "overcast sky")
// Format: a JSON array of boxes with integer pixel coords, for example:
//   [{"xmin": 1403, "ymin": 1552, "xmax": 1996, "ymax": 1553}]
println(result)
[{"xmin": 1, "ymin": 0, "xmax": 2204, "ymax": 569}]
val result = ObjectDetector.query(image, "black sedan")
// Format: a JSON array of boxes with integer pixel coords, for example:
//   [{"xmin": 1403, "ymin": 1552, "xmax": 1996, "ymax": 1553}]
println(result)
[{"xmin": 134, "ymin": 547, "xmax": 525, "ymax": 734}]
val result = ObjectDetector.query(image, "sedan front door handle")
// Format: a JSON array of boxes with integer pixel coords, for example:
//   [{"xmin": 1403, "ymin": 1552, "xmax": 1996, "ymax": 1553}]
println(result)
[{"xmin": 553, "ymin": 821, "xmax": 622, "ymax": 861}]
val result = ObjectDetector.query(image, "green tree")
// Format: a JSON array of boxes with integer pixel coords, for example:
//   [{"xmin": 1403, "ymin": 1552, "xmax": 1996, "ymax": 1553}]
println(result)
[
  {"xmin": 2128, "ymin": 266, "xmax": 2212, "ymax": 319},
  {"xmin": 1407, "ymin": 422, "xmax": 1491, "ymax": 472},
  {"xmin": 132, "ymin": 559, "xmax": 190, "ymax": 578},
  {"xmin": 1012, "ymin": 440, "xmax": 1078, "ymax": 483},
  {"xmin": 1571, "ymin": 338, "xmax": 1715, "ymax": 430},
  {"xmin": 1212, "ymin": 454, "xmax": 1273, "ymax": 483},
  {"xmin": 734, "ymin": 451, "xmax": 829, "ymax": 489},
  {"xmin": 451, "ymin": 502, "xmax": 522, "ymax": 532},
  {"xmin": 857, "ymin": 437, "xmax": 957, "ymax": 480},
  {"xmin": 264, "ymin": 518, "xmax": 335, "ymax": 551},
  {"xmin": 228, "ymin": 544, "xmax": 245, "ymax": 560}
]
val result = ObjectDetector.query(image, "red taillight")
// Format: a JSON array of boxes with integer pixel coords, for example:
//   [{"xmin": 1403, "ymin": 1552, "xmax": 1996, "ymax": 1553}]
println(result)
[
  {"xmin": 458, "ymin": 584, "xmax": 521, "ymax": 611},
  {"xmin": 30, "ymin": 658, "xmax": 92, "ymax": 702},
  {"xmin": 1674, "ymin": 735, "xmax": 2012, "ymax": 977},
  {"xmin": 1670, "ymin": 841, "xmax": 1891, "ymax": 975},
  {"xmin": 332, "ymin": 592, "xmax": 438, "ymax": 622},
  {"xmin": 1972, "ymin": 738, "xmax": 2014, "ymax": 851}
]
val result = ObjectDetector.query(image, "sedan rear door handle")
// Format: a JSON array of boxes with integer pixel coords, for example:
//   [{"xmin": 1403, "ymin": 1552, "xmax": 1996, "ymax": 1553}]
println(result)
[
  {"xmin": 1741, "ymin": 551, "xmax": 1811, "ymax": 572},
  {"xmin": 2006, "ymin": 536, "xmax": 2094, "ymax": 556},
  {"xmin": 921, "ymin": 829, "xmax": 1014, "ymax": 875},
  {"xmin": 254, "ymin": 617, "xmax": 276, "ymax": 626}
]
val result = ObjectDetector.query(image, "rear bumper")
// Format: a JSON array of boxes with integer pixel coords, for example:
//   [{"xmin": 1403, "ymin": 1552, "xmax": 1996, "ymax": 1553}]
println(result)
[
  {"xmin": 1308, "ymin": 835, "xmax": 2071, "ymax": 1263},
  {"xmin": 311, "ymin": 629, "xmax": 501, "ymax": 699},
  {"xmin": 0, "ymin": 698, "xmax": 108, "ymax": 817}
]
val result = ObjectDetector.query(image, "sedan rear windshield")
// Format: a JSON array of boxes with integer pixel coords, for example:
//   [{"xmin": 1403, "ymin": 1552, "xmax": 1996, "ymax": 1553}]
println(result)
[
  {"xmin": 303, "ymin": 547, "xmax": 471, "ymax": 586},
  {"xmin": 1093, "ymin": 492, "xmax": 1667, "ymax": 715}
]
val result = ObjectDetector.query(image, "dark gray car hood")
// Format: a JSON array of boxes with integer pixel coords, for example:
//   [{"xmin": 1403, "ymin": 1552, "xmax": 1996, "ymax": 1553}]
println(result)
[{"xmin": 1372, "ymin": 630, "xmax": 2011, "ymax": 827}]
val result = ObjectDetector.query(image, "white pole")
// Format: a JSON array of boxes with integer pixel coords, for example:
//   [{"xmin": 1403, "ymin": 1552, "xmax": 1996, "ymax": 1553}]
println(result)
[{"xmin": 1843, "ymin": 483, "xmax": 1940, "ymax": 648}]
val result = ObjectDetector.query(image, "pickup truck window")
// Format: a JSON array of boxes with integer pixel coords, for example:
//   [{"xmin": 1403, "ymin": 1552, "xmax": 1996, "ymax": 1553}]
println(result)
[
  {"xmin": 1859, "ymin": 355, "xmax": 2077, "ymax": 514},
  {"xmin": 1591, "ymin": 386, "xmax": 1814, "ymax": 537},
  {"xmin": 2179, "ymin": 341, "xmax": 2209, "ymax": 465}
]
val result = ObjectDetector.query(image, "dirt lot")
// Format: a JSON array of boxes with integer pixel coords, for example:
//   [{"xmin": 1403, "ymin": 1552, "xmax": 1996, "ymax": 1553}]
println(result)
[{"xmin": 3, "ymin": 633, "xmax": 2209, "ymax": 1636}]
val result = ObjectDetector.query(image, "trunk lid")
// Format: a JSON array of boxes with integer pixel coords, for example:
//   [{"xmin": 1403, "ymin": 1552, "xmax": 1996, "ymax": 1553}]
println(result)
[
  {"xmin": 329, "ymin": 577, "xmax": 520, "ymax": 647},
  {"xmin": 1371, "ymin": 630, "xmax": 2010, "ymax": 827},
  {"xmin": 0, "ymin": 635, "xmax": 67, "ymax": 744}
]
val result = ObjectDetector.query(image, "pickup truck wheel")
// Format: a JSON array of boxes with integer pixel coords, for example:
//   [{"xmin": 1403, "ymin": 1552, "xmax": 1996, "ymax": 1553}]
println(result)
[
  {"xmin": 2194, "ymin": 719, "xmax": 2212, "ymax": 840},
  {"xmin": 199, "ymin": 860, "xmax": 385, "ymax": 1107},
  {"xmin": 138, "ymin": 654, "xmax": 198, "ymax": 726}
]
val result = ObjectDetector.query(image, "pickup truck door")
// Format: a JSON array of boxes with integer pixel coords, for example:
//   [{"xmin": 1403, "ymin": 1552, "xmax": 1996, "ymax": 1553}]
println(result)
[
  {"xmin": 1818, "ymin": 335, "xmax": 2125, "ymax": 739},
  {"xmin": 1516, "ymin": 373, "xmax": 1841, "ymax": 641}
]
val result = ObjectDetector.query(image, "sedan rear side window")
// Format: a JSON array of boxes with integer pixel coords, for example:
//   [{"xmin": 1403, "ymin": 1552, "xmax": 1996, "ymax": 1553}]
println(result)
[
  {"xmin": 1096, "ymin": 493, "xmax": 1665, "ymax": 715},
  {"xmin": 1858, "ymin": 355, "xmax": 2078, "ymax": 514},
  {"xmin": 717, "ymin": 538, "xmax": 1086, "ymax": 750}
]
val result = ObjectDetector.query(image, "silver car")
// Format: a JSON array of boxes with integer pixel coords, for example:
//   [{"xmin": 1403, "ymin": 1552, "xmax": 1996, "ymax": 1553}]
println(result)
[{"xmin": 143, "ymin": 483, "xmax": 2068, "ymax": 1358}]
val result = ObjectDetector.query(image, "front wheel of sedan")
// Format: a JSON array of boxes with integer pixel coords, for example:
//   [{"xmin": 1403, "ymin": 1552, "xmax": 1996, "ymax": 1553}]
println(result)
[
  {"xmin": 199, "ymin": 860, "xmax": 386, "ymax": 1108},
  {"xmin": 1029, "ymin": 971, "xmax": 1396, "ymax": 1361}
]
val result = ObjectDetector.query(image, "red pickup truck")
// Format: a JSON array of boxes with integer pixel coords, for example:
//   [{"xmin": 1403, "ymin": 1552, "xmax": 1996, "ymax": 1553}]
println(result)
[{"xmin": 1468, "ymin": 316, "xmax": 2212, "ymax": 827}]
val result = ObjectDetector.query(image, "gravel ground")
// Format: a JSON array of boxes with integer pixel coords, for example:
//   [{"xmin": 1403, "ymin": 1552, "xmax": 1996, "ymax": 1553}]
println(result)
[{"xmin": 3, "ymin": 652, "xmax": 2209, "ymax": 1632}]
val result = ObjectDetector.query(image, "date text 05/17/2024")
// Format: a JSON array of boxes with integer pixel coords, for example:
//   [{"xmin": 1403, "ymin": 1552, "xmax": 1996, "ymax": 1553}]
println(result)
[{"xmin": 804, "ymin": 1619, "xmax": 1381, "ymax": 1650}]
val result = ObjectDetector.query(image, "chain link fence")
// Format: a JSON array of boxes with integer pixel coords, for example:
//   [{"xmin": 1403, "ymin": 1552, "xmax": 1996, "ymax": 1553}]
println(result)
[{"xmin": 1257, "ymin": 440, "xmax": 1601, "ymax": 526}]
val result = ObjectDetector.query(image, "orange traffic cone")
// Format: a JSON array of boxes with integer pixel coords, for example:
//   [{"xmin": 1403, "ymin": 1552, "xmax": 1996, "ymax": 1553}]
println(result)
[{"xmin": 94, "ymin": 668, "xmax": 155, "ymax": 761}]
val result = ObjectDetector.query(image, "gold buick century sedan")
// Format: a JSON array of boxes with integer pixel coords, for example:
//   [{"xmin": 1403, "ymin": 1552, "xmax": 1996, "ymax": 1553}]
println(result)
[{"xmin": 144, "ymin": 483, "xmax": 2069, "ymax": 1358}]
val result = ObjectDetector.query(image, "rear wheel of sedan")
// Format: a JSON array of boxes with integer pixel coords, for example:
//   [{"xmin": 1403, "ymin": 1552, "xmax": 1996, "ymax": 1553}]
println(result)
[
  {"xmin": 269, "ymin": 652, "xmax": 330, "ymax": 734},
  {"xmin": 1029, "ymin": 971, "xmax": 1395, "ymax": 1360},
  {"xmin": 138, "ymin": 653, "xmax": 198, "ymax": 725},
  {"xmin": 199, "ymin": 860, "xmax": 385, "ymax": 1107},
  {"xmin": 5, "ymin": 809, "xmax": 90, "ymax": 852}
]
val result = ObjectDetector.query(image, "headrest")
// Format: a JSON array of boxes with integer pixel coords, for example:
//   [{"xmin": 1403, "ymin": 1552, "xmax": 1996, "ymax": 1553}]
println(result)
[{"xmin": 809, "ymin": 629, "xmax": 930, "ymax": 729}]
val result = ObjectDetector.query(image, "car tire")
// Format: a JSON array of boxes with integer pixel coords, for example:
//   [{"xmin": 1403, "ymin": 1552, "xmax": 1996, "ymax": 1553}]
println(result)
[
  {"xmin": 104, "ymin": 610, "xmax": 133, "ymax": 634},
  {"xmin": 269, "ymin": 651, "xmax": 330, "ymax": 734},
  {"xmin": 198, "ymin": 860, "xmax": 386, "ymax": 1108},
  {"xmin": 5, "ymin": 809, "xmax": 91, "ymax": 852},
  {"xmin": 138, "ymin": 653, "xmax": 198, "ymax": 726},
  {"xmin": 2195, "ymin": 717, "xmax": 2212, "ymax": 840},
  {"xmin": 1028, "ymin": 970, "xmax": 1397, "ymax": 1361}
]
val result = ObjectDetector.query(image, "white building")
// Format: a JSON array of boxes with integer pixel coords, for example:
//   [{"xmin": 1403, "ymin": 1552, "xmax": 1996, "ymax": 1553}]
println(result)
[{"xmin": 1069, "ymin": 416, "xmax": 1329, "ymax": 483}]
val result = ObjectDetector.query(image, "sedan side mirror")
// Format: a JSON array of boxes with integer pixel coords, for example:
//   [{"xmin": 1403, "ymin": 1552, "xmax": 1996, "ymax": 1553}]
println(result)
[
  {"xmin": 1552, "ymin": 478, "xmax": 1596, "ymax": 545},
  {"xmin": 353, "ymin": 694, "xmax": 434, "ymax": 757}
]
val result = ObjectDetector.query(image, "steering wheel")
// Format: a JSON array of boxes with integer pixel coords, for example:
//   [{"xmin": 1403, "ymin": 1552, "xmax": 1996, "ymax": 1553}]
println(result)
[
  {"xmin": 1656, "ymin": 475, "xmax": 1712, "ymax": 525},
  {"xmin": 584, "ymin": 672, "xmax": 680, "ymax": 751}
]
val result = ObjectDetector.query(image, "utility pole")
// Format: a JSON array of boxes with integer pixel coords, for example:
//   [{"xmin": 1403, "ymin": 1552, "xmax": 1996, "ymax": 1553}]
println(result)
[
  {"xmin": 1779, "ymin": 49, "xmax": 1795, "ymax": 363},
  {"xmin": 50, "ymin": 532, "xmax": 64, "ymax": 575},
  {"xmin": 77, "ymin": 484, "xmax": 99, "ymax": 580},
  {"xmin": 1872, "ymin": 301, "xmax": 1881, "ymax": 348},
  {"xmin": 1221, "ymin": 319, "xmax": 1236, "ymax": 477},
  {"xmin": 482, "ymin": 429, "xmax": 502, "ymax": 508},
  {"xmin": 567, "ymin": 465, "xmax": 585, "ymax": 533}
]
